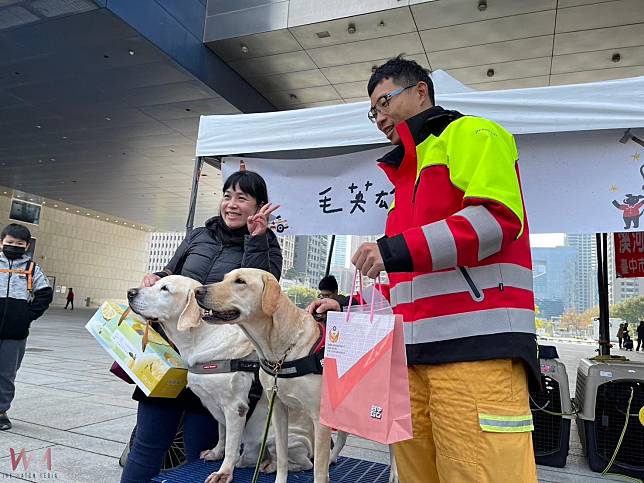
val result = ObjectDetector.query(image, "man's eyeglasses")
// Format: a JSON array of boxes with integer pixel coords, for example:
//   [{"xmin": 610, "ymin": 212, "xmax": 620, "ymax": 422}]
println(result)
[{"xmin": 368, "ymin": 84, "xmax": 416, "ymax": 123}]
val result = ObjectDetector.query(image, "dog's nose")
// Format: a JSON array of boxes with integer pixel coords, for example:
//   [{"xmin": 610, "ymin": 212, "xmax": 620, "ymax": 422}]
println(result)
[
  {"xmin": 194, "ymin": 286, "xmax": 207, "ymax": 300},
  {"xmin": 127, "ymin": 288, "xmax": 139, "ymax": 301}
]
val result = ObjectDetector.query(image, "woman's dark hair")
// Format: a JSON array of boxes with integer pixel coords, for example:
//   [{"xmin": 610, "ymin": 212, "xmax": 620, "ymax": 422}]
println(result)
[{"xmin": 222, "ymin": 170, "xmax": 269, "ymax": 207}]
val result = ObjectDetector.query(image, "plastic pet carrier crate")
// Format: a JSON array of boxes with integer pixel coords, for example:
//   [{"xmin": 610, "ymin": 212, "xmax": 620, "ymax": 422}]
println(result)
[
  {"xmin": 530, "ymin": 345, "xmax": 573, "ymax": 468},
  {"xmin": 575, "ymin": 358, "xmax": 644, "ymax": 479}
]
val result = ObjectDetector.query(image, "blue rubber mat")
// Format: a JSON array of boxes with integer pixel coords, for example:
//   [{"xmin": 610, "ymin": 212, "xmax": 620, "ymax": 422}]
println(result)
[{"xmin": 151, "ymin": 457, "xmax": 391, "ymax": 482}]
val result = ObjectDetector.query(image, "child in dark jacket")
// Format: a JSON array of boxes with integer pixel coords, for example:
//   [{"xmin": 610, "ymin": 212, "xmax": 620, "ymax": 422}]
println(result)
[{"xmin": 0, "ymin": 223, "xmax": 52, "ymax": 430}]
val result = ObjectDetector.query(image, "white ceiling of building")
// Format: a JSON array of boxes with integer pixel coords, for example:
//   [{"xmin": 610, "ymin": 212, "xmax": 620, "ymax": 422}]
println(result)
[{"xmin": 206, "ymin": 0, "xmax": 644, "ymax": 109}]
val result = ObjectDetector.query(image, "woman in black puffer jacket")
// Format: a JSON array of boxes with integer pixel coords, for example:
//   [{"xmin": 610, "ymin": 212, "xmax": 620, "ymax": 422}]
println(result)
[{"xmin": 121, "ymin": 170, "xmax": 282, "ymax": 483}]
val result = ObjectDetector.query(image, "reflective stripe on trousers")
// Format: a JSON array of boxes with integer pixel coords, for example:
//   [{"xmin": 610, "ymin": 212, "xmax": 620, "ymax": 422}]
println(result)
[{"xmin": 479, "ymin": 413, "xmax": 534, "ymax": 433}]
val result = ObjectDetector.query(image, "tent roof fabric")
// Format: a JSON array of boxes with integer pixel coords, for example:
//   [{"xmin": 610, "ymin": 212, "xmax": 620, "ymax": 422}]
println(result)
[{"xmin": 196, "ymin": 72, "xmax": 644, "ymax": 157}]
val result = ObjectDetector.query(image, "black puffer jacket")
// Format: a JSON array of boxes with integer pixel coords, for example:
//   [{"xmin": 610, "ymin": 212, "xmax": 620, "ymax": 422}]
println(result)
[
  {"xmin": 159, "ymin": 216, "xmax": 282, "ymax": 283},
  {"xmin": 134, "ymin": 216, "xmax": 282, "ymax": 408}
]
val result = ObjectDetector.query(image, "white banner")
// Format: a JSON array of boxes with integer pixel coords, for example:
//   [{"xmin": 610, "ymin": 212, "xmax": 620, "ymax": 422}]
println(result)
[
  {"xmin": 222, "ymin": 147, "xmax": 394, "ymax": 235},
  {"xmin": 222, "ymin": 128, "xmax": 644, "ymax": 235}
]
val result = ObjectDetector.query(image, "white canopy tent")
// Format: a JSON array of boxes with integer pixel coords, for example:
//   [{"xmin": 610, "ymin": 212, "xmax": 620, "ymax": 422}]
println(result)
[
  {"xmin": 191, "ymin": 71, "xmax": 644, "ymax": 355},
  {"xmin": 197, "ymin": 71, "xmax": 644, "ymax": 157},
  {"xmin": 192, "ymin": 71, "xmax": 644, "ymax": 236}
]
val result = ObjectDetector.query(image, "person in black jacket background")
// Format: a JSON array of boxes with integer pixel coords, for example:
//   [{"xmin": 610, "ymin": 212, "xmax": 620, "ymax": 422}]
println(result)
[
  {"xmin": 121, "ymin": 170, "xmax": 282, "ymax": 483},
  {"xmin": 0, "ymin": 223, "xmax": 52, "ymax": 431}
]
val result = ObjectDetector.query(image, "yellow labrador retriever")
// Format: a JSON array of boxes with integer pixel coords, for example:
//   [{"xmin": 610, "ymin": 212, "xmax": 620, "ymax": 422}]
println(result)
[
  {"xmin": 195, "ymin": 268, "xmax": 342, "ymax": 483},
  {"xmin": 127, "ymin": 275, "xmax": 314, "ymax": 483}
]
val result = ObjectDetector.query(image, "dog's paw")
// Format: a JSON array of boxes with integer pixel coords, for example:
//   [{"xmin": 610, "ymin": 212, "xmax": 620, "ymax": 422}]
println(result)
[
  {"xmin": 200, "ymin": 448, "xmax": 224, "ymax": 461},
  {"xmin": 204, "ymin": 470, "xmax": 233, "ymax": 483}
]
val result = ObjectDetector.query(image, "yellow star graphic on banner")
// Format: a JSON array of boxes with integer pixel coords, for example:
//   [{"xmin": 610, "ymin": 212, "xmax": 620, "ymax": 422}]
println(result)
[
  {"xmin": 610, "ymin": 185, "xmax": 619, "ymax": 192},
  {"xmin": 632, "ymin": 152, "xmax": 641, "ymax": 161}
]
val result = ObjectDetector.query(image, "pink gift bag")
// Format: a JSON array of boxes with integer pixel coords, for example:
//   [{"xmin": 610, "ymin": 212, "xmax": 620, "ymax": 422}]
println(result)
[{"xmin": 319, "ymin": 273, "xmax": 412, "ymax": 445}]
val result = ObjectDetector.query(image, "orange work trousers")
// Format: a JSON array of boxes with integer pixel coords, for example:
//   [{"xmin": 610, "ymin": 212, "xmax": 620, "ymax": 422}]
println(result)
[{"xmin": 394, "ymin": 359, "xmax": 538, "ymax": 483}]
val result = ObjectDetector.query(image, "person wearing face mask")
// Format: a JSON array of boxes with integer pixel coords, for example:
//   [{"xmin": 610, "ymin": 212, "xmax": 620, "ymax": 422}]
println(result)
[
  {"xmin": 0, "ymin": 223, "xmax": 52, "ymax": 431},
  {"xmin": 120, "ymin": 170, "xmax": 282, "ymax": 483}
]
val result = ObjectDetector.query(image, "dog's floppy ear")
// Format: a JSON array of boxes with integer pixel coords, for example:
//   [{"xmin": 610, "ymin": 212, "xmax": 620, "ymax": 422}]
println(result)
[
  {"xmin": 262, "ymin": 273, "xmax": 282, "ymax": 316},
  {"xmin": 177, "ymin": 289, "xmax": 202, "ymax": 331}
]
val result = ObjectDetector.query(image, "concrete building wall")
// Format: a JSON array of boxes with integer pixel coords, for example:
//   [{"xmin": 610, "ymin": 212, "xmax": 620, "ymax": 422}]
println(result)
[{"xmin": 0, "ymin": 196, "xmax": 150, "ymax": 307}]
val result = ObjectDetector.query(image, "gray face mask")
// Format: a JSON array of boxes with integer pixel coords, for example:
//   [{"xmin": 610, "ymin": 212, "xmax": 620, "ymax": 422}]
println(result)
[{"xmin": 3, "ymin": 245, "xmax": 26, "ymax": 260}]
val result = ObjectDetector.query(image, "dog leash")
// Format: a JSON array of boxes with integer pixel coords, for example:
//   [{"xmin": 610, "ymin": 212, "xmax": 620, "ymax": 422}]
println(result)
[
  {"xmin": 251, "ymin": 337, "xmax": 297, "ymax": 483},
  {"xmin": 251, "ymin": 359, "xmax": 282, "ymax": 483}
]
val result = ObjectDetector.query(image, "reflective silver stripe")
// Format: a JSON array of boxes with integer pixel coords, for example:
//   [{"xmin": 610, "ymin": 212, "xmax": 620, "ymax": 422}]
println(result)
[
  {"xmin": 456, "ymin": 205, "xmax": 503, "ymax": 261},
  {"xmin": 403, "ymin": 308, "xmax": 535, "ymax": 344},
  {"xmin": 390, "ymin": 281, "xmax": 411, "ymax": 307},
  {"xmin": 390, "ymin": 263, "xmax": 533, "ymax": 305},
  {"xmin": 422, "ymin": 220, "xmax": 457, "ymax": 271},
  {"xmin": 412, "ymin": 269, "xmax": 468, "ymax": 301}
]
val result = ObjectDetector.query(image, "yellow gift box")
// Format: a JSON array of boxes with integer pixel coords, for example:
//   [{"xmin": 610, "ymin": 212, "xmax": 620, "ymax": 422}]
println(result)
[{"xmin": 86, "ymin": 300, "xmax": 187, "ymax": 398}]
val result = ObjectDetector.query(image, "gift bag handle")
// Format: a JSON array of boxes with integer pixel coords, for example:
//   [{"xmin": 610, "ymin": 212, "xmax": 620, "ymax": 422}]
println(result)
[{"xmin": 345, "ymin": 269, "xmax": 381, "ymax": 323}]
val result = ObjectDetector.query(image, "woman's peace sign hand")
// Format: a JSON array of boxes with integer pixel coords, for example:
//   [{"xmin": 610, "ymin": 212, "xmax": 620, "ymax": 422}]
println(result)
[{"xmin": 247, "ymin": 203, "xmax": 280, "ymax": 236}]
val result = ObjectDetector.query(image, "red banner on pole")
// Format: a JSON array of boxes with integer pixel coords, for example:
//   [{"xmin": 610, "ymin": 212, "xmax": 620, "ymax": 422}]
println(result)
[{"xmin": 614, "ymin": 232, "xmax": 644, "ymax": 278}]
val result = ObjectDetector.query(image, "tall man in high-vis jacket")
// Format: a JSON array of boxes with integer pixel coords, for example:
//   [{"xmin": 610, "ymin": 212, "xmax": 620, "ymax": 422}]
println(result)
[{"xmin": 309, "ymin": 56, "xmax": 539, "ymax": 482}]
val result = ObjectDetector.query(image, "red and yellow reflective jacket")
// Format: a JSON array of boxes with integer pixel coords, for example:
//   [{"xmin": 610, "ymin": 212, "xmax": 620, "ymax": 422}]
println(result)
[{"xmin": 376, "ymin": 106, "xmax": 539, "ymax": 384}]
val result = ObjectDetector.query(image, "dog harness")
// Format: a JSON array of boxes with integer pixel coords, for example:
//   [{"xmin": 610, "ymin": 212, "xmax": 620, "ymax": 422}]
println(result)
[
  {"xmin": 259, "ymin": 322, "xmax": 326, "ymax": 378},
  {"xmin": 188, "ymin": 354, "xmax": 263, "ymax": 422},
  {"xmin": 188, "ymin": 354, "xmax": 260, "ymax": 375}
]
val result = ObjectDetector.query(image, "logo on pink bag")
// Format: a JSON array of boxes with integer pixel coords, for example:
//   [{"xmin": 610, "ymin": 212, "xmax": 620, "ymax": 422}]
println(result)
[
  {"xmin": 329, "ymin": 325, "xmax": 340, "ymax": 343},
  {"xmin": 370, "ymin": 405, "xmax": 383, "ymax": 420}
]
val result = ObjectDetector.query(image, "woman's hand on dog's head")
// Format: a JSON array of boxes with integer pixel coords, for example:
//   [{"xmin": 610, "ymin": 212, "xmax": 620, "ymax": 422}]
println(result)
[{"xmin": 141, "ymin": 274, "xmax": 161, "ymax": 288}]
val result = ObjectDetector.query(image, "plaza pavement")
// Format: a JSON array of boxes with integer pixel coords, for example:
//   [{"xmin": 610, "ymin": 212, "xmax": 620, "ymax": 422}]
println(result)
[{"xmin": 1, "ymin": 307, "xmax": 642, "ymax": 482}]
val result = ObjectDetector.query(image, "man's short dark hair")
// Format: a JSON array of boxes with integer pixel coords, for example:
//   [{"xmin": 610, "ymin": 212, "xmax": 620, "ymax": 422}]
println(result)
[
  {"xmin": 1, "ymin": 223, "xmax": 31, "ymax": 242},
  {"xmin": 318, "ymin": 275, "xmax": 338, "ymax": 293},
  {"xmin": 367, "ymin": 55, "xmax": 435, "ymax": 105}
]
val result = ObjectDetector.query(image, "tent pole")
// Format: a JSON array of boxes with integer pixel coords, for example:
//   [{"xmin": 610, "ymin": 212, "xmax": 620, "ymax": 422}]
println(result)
[
  {"xmin": 325, "ymin": 235, "xmax": 336, "ymax": 277},
  {"xmin": 186, "ymin": 156, "xmax": 204, "ymax": 235},
  {"xmin": 596, "ymin": 233, "xmax": 611, "ymax": 356}
]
